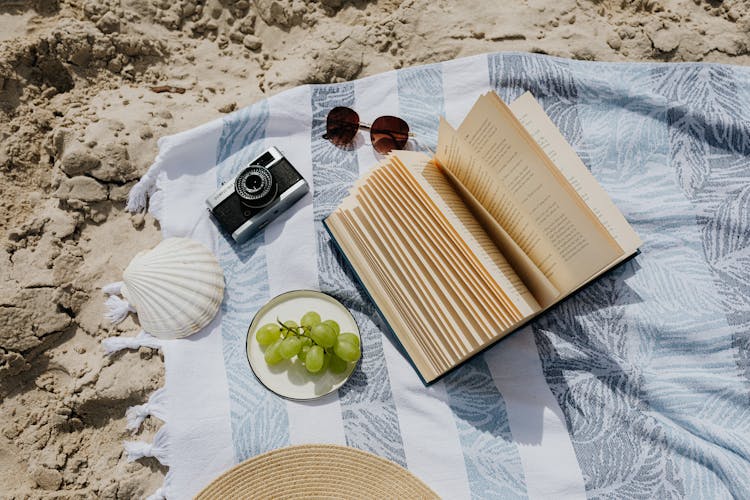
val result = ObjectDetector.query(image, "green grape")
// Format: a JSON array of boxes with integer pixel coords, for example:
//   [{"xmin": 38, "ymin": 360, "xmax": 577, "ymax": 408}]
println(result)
[
  {"xmin": 329, "ymin": 353, "xmax": 348, "ymax": 374},
  {"xmin": 320, "ymin": 352, "xmax": 331, "ymax": 372},
  {"xmin": 321, "ymin": 319, "xmax": 340, "ymax": 336},
  {"xmin": 338, "ymin": 332, "xmax": 360, "ymax": 349},
  {"xmin": 301, "ymin": 336, "xmax": 313, "ymax": 346},
  {"xmin": 305, "ymin": 345, "xmax": 324, "ymax": 373},
  {"xmin": 256, "ymin": 323, "xmax": 282, "ymax": 346},
  {"xmin": 298, "ymin": 344, "xmax": 310, "ymax": 362},
  {"xmin": 300, "ymin": 311, "xmax": 321, "ymax": 329},
  {"xmin": 310, "ymin": 323, "xmax": 336, "ymax": 348},
  {"xmin": 334, "ymin": 337, "xmax": 361, "ymax": 362},
  {"xmin": 283, "ymin": 320, "xmax": 299, "ymax": 334},
  {"xmin": 264, "ymin": 338, "xmax": 284, "ymax": 365},
  {"xmin": 279, "ymin": 336, "xmax": 302, "ymax": 359}
]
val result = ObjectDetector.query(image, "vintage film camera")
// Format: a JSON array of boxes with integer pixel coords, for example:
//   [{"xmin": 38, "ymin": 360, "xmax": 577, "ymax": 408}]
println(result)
[{"xmin": 206, "ymin": 147, "xmax": 309, "ymax": 243}]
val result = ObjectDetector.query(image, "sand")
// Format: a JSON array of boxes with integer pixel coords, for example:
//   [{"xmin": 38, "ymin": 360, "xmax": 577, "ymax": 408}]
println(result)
[{"xmin": 1, "ymin": 0, "xmax": 749, "ymax": 497}]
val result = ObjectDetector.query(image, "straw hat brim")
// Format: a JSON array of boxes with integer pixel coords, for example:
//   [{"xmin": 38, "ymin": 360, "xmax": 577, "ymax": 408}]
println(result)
[{"xmin": 195, "ymin": 444, "xmax": 440, "ymax": 499}]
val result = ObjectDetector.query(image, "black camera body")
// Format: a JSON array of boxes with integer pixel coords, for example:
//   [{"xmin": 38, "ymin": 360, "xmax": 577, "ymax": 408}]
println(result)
[{"xmin": 206, "ymin": 147, "xmax": 309, "ymax": 243}]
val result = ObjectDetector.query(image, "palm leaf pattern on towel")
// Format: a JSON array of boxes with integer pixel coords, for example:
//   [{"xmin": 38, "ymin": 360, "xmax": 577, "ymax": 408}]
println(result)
[
  {"xmin": 489, "ymin": 54, "xmax": 750, "ymax": 497},
  {"xmin": 443, "ymin": 358, "xmax": 527, "ymax": 499},
  {"xmin": 652, "ymin": 65, "xmax": 750, "ymax": 203},
  {"xmin": 653, "ymin": 64, "xmax": 750, "ymax": 392},
  {"xmin": 214, "ymin": 101, "xmax": 290, "ymax": 461},
  {"xmin": 703, "ymin": 186, "xmax": 750, "ymax": 384},
  {"xmin": 533, "ymin": 264, "xmax": 685, "ymax": 498},
  {"xmin": 310, "ymin": 84, "xmax": 406, "ymax": 466}
]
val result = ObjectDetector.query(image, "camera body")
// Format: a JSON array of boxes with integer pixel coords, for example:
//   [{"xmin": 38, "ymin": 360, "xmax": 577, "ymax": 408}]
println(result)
[{"xmin": 206, "ymin": 147, "xmax": 309, "ymax": 243}]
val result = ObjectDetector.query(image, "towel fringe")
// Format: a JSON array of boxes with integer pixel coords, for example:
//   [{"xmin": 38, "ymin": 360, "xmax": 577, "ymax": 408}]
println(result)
[
  {"xmin": 102, "ymin": 331, "xmax": 162, "ymax": 355},
  {"xmin": 146, "ymin": 468, "xmax": 173, "ymax": 500},
  {"xmin": 102, "ymin": 281, "xmax": 124, "ymax": 295},
  {"xmin": 124, "ymin": 425, "xmax": 170, "ymax": 465},
  {"xmin": 126, "ymin": 387, "xmax": 167, "ymax": 432},
  {"xmin": 104, "ymin": 295, "xmax": 135, "ymax": 324},
  {"xmin": 126, "ymin": 177, "xmax": 152, "ymax": 213},
  {"xmin": 126, "ymin": 157, "xmax": 160, "ymax": 213},
  {"xmin": 126, "ymin": 135, "xmax": 175, "ymax": 213}
]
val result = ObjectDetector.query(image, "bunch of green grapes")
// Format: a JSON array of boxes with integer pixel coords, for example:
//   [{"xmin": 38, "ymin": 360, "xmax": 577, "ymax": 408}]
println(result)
[{"xmin": 255, "ymin": 311, "xmax": 361, "ymax": 374}]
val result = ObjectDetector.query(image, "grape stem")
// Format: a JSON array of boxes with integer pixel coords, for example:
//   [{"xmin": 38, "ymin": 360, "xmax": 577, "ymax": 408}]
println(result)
[
  {"xmin": 276, "ymin": 318, "xmax": 311, "ymax": 338},
  {"xmin": 275, "ymin": 318, "xmax": 328, "ymax": 356}
]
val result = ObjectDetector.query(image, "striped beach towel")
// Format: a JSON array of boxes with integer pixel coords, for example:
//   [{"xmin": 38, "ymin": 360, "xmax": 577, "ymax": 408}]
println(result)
[{"xmin": 117, "ymin": 52, "xmax": 750, "ymax": 499}]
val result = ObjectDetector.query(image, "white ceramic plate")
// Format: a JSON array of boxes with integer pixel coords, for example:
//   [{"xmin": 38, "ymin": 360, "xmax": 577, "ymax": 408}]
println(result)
[{"xmin": 246, "ymin": 290, "xmax": 360, "ymax": 400}]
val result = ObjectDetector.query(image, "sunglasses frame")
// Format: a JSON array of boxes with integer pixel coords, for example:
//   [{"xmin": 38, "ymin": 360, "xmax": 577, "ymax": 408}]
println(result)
[{"xmin": 324, "ymin": 107, "xmax": 415, "ymax": 154}]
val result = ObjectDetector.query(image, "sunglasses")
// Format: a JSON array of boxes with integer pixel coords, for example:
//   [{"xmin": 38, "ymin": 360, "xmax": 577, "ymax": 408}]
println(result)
[{"xmin": 324, "ymin": 107, "xmax": 413, "ymax": 154}]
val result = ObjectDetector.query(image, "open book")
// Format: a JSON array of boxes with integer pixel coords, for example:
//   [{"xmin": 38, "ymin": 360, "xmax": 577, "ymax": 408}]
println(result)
[{"xmin": 323, "ymin": 91, "xmax": 642, "ymax": 384}]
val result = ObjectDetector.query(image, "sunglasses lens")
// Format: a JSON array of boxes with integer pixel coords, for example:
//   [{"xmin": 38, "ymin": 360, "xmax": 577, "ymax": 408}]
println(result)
[
  {"xmin": 325, "ymin": 107, "xmax": 360, "ymax": 146},
  {"xmin": 370, "ymin": 116, "xmax": 409, "ymax": 154}
]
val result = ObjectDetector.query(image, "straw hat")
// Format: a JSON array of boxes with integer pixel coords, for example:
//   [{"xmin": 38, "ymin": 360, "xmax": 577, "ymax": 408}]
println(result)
[{"xmin": 195, "ymin": 444, "xmax": 439, "ymax": 499}]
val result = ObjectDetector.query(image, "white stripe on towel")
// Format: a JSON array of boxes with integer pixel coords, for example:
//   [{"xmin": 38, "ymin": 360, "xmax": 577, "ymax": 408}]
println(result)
[
  {"xmin": 442, "ymin": 53, "xmax": 493, "ymax": 128},
  {"xmin": 264, "ymin": 89, "xmax": 347, "ymax": 446},
  {"xmin": 150, "ymin": 122, "xmax": 237, "ymax": 498},
  {"xmin": 485, "ymin": 327, "xmax": 587, "ymax": 500},
  {"xmin": 441, "ymin": 59, "xmax": 587, "ymax": 499},
  {"xmin": 355, "ymin": 72, "xmax": 472, "ymax": 500}
]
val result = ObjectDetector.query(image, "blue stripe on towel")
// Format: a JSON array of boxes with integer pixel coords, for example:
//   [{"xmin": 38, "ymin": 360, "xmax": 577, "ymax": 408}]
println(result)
[
  {"xmin": 654, "ymin": 65, "xmax": 750, "ymax": 393},
  {"xmin": 214, "ymin": 100, "xmax": 290, "ymax": 461},
  {"xmin": 649, "ymin": 63, "xmax": 750, "ymax": 497},
  {"xmin": 397, "ymin": 63, "xmax": 442, "ymax": 151},
  {"xmin": 398, "ymin": 61, "xmax": 528, "ymax": 499},
  {"xmin": 491, "ymin": 54, "xmax": 686, "ymax": 498},
  {"xmin": 443, "ymin": 357, "xmax": 528, "ymax": 499},
  {"xmin": 309, "ymin": 83, "xmax": 407, "ymax": 466},
  {"xmin": 486, "ymin": 54, "xmax": 750, "ymax": 497}
]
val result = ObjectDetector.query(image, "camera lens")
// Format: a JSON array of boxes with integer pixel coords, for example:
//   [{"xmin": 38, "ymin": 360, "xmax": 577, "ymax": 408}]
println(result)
[
  {"xmin": 245, "ymin": 174, "xmax": 264, "ymax": 192},
  {"xmin": 235, "ymin": 165, "xmax": 277, "ymax": 208}
]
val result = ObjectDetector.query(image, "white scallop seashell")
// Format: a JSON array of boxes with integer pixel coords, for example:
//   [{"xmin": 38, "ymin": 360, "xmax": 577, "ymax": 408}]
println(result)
[{"xmin": 121, "ymin": 238, "xmax": 225, "ymax": 339}]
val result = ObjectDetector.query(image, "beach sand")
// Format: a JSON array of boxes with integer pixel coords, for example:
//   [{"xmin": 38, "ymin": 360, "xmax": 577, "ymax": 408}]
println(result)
[{"xmin": 1, "ymin": 0, "xmax": 749, "ymax": 497}]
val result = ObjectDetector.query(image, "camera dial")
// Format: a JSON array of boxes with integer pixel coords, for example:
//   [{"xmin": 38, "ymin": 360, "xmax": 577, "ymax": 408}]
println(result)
[{"xmin": 235, "ymin": 165, "xmax": 277, "ymax": 208}]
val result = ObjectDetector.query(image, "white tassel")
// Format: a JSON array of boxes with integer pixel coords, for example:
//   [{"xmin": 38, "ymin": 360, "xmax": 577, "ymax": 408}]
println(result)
[
  {"xmin": 102, "ymin": 281, "xmax": 123, "ymax": 295},
  {"xmin": 146, "ymin": 469, "xmax": 173, "ymax": 500},
  {"xmin": 126, "ymin": 387, "xmax": 167, "ymax": 432},
  {"xmin": 102, "ymin": 331, "xmax": 162, "ymax": 355},
  {"xmin": 104, "ymin": 295, "xmax": 135, "ymax": 324},
  {"xmin": 126, "ymin": 158, "xmax": 160, "ymax": 213},
  {"xmin": 124, "ymin": 425, "xmax": 170, "ymax": 465},
  {"xmin": 126, "ymin": 136, "xmax": 173, "ymax": 213},
  {"xmin": 126, "ymin": 176, "xmax": 153, "ymax": 213}
]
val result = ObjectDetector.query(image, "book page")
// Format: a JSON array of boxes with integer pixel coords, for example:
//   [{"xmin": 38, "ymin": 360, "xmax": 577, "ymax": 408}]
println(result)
[
  {"xmin": 393, "ymin": 150, "xmax": 540, "ymax": 318},
  {"xmin": 438, "ymin": 164, "xmax": 560, "ymax": 308},
  {"xmin": 343, "ymin": 206, "xmax": 462, "ymax": 364},
  {"xmin": 370, "ymin": 167, "xmax": 519, "ymax": 328},
  {"xmin": 326, "ymin": 212, "xmax": 444, "ymax": 381},
  {"xmin": 436, "ymin": 93, "xmax": 623, "ymax": 294},
  {"xmin": 361, "ymin": 176, "xmax": 507, "ymax": 343},
  {"xmin": 324, "ymin": 151, "xmax": 548, "ymax": 382},
  {"xmin": 508, "ymin": 92, "xmax": 642, "ymax": 254}
]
